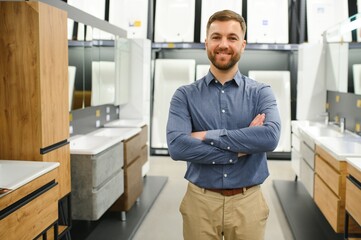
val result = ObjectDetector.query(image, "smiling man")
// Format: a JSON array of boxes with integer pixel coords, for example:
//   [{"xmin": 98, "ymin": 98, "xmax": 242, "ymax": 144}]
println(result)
[{"xmin": 166, "ymin": 10, "xmax": 281, "ymax": 240}]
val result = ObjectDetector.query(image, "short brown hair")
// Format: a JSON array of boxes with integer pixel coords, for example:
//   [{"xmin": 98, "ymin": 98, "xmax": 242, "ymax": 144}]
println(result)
[{"xmin": 206, "ymin": 10, "xmax": 247, "ymax": 38}]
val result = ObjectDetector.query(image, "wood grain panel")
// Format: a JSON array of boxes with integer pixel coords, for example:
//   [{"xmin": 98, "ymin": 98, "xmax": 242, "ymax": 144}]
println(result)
[
  {"xmin": 346, "ymin": 178, "xmax": 361, "ymax": 226},
  {"xmin": 0, "ymin": 184, "xmax": 59, "ymax": 240},
  {"xmin": 0, "ymin": 2, "xmax": 42, "ymax": 160},
  {"xmin": 315, "ymin": 155, "xmax": 344, "ymax": 197},
  {"xmin": 348, "ymin": 163, "xmax": 361, "ymax": 183},
  {"xmin": 0, "ymin": 168, "xmax": 58, "ymax": 211},
  {"xmin": 110, "ymin": 158, "xmax": 143, "ymax": 211},
  {"xmin": 124, "ymin": 133, "xmax": 143, "ymax": 166},
  {"xmin": 37, "ymin": 2, "xmax": 69, "ymax": 147},
  {"xmin": 42, "ymin": 144, "xmax": 71, "ymax": 198},
  {"xmin": 314, "ymin": 174, "xmax": 343, "ymax": 232},
  {"xmin": 315, "ymin": 145, "xmax": 346, "ymax": 172}
]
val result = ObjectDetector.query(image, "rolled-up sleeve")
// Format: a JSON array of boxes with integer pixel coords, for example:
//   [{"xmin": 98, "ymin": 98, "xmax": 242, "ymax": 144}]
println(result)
[{"xmin": 166, "ymin": 88, "xmax": 239, "ymax": 164}]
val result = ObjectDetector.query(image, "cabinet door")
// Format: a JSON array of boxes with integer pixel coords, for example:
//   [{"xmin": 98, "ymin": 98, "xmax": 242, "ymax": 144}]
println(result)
[
  {"xmin": 0, "ymin": 2, "xmax": 68, "ymax": 162},
  {"xmin": 38, "ymin": 1, "xmax": 69, "ymax": 147},
  {"xmin": 42, "ymin": 144, "xmax": 71, "ymax": 198},
  {"xmin": 314, "ymin": 174, "xmax": 343, "ymax": 232}
]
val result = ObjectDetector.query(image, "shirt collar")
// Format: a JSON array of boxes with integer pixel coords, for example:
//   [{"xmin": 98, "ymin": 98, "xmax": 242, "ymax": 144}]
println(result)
[{"xmin": 205, "ymin": 70, "xmax": 243, "ymax": 87}]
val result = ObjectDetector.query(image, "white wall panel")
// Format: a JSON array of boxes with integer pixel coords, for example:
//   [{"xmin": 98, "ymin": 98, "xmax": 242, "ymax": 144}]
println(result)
[
  {"xmin": 109, "ymin": 0, "xmax": 148, "ymax": 39},
  {"xmin": 152, "ymin": 59, "xmax": 196, "ymax": 148},
  {"xmin": 200, "ymin": 0, "xmax": 242, "ymax": 42},
  {"xmin": 307, "ymin": 0, "xmax": 350, "ymax": 43},
  {"xmin": 196, "ymin": 64, "xmax": 210, "ymax": 80},
  {"xmin": 154, "ymin": 0, "xmax": 195, "ymax": 42},
  {"xmin": 247, "ymin": 0, "xmax": 288, "ymax": 43},
  {"xmin": 353, "ymin": 64, "xmax": 361, "ymax": 95},
  {"xmin": 248, "ymin": 71, "xmax": 291, "ymax": 152}
]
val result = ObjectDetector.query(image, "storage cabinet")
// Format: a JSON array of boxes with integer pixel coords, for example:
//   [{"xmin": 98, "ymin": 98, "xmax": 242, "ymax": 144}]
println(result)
[
  {"xmin": 70, "ymin": 142, "xmax": 124, "ymax": 220},
  {"xmin": 345, "ymin": 160, "xmax": 361, "ymax": 237},
  {"xmin": 110, "ymin": 125, "xmax": 148, "ymax": 214},
  {"xmin": 314, "ymin": 145, "xmax": 360, "ymax": 233},
  {"xmin": 0, "ymin": 1, "xmax": 71, "ymax": 236},
  {"xmin": 0, "ymin": 168, "xmax": 59, "ymax": 240},
  {"xmin": 298, "ymin": 130, "xmax": 316, "ymax": 197}
]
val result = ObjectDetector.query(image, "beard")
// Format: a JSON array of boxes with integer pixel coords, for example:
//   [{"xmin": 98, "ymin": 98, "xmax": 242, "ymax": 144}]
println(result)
[{"xmin": 207, "ymin": 48, "xmax": 240, "ymax": 71}]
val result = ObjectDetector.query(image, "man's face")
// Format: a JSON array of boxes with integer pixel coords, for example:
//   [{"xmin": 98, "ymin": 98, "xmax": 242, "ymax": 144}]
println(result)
[{"xmin": 205, "ymin": 20, "xmax": 246, "ymax": 71}]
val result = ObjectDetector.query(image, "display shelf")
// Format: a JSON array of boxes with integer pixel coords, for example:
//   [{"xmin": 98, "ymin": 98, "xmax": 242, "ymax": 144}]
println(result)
[
  {"xmin": 151, "ymin": 42, "xmax": 299, "ymax": 51},
  {"xmin": 68, "ymin": 40, "xmax": 92, "ymax": 47}
]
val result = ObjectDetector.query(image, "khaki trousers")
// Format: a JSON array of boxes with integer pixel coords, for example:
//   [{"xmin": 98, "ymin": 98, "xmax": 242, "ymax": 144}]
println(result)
[{"xmin": 180, "ymin": 182, "xmax": 269, "ymax": 240}]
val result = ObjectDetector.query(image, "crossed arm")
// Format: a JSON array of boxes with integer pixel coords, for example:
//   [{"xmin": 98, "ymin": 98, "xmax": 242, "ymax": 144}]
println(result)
[
  {"xmin": 166, "ymin": 86, "xmax": 280, "ymax": 164},
  {"xmin": 191, "ymin": 113, "xmax": 266, "ymax": 157}
]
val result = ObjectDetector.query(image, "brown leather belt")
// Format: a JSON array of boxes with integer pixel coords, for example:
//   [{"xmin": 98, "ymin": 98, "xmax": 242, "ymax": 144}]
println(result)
[{"xmin": 206, "ymin": 185, "xmax": 255, "ymax": 196}]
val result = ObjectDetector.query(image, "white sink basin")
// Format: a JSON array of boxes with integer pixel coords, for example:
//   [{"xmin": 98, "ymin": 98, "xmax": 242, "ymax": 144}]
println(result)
[
  {"xmin": 88, "ymin": 127, "xmax": 141, "ymax": 140},
  {"xmin": 69, "ymin": 134, "xmax": 122, "ymax": 155},
  {"xmin": 304, "ymin": 126, "xmax": 345, "ymax": 138},
  {"xmin": 317, "ymin": 137, "xmax": 361, "ymax": 159},
  {"xmin": 0, "ymin": 160, "xmax": 59, "ymax": 195},
  {"xmin": 104, "ymin": 119, "xmax": 146, "ymax": 128}
]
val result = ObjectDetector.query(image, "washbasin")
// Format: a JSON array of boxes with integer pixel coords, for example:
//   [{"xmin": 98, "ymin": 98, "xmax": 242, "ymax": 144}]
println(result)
[
  {"xmin": 88, "ymin": 127, "xmax": 141, "ymax": 140},
  {"xmin": 304, "ymin": 126, "xmax": 345, "ymax": 138},
  {"xmin": 317, "ymin": 137, "xmax": 361, "ymax": 159},
  {"xmin": 0, "ymin": 160, "xmax": 59, "ymax": 194},
  {"xmin": 104, "ymin": 119, "xmax": 146, "ymax": 128},
  {"xmin": 69, "ymin": 134, "xmax": 122, "ymax": 155}
]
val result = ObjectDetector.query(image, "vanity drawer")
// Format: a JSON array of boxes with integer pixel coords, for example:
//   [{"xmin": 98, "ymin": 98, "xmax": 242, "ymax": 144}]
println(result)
[
  {"xmin": 71, "ymin": 142, "xmax": 124, "ymax": 189},
  {"xmin": 140, "ymin": 145, "xmax": 148, "ymax": 166},
  {"xmin": 300, "ymin": 158, "xmax": 314, "ymax": 197},
  {"xmin": 291, "ymin": 133, "xmax": 301, "ymax": 152},
  {"xmin": 314, "ymin": 174, "xmax": 343, "ymax": 233},
  {"xmin": 301, "ymin": 142, "xmax": 315, "ymax": 169},
  {"xmin": 124, "ymin": 134, "xmax": 143, "ymax": 165},
  {"xmin": 315, "ymin": 155, "xmax": 343, "ymax": 196},
  {"xmin": 0, "ymin": 183, "xmax": 59, "ymax": 240},
  {"xmin": 346, "ymin": 177, "xmax": 361, "ymax": 225},
  {"xmin": 111, "ymin": 157, "xmax": 143, "ymax": 211}
]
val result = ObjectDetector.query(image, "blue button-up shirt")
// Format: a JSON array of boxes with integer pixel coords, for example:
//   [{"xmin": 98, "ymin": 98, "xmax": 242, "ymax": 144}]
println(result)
[{"xmin": 166, "ymin": 70, "xmax": 281, "ymax": 189}]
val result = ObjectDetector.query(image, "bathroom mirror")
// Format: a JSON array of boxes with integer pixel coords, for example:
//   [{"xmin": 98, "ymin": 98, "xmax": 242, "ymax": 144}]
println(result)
[
  {"xmin": 68, "ymin": 23, "xmax": 117, "ymax": 110},
  {"xmin": 91, "ymin": 28, "xmax": 116, "ymax": 106},
  {"xmin": 324, "ymin": 13, "xmax": 361, "ymax": 94},
  {"xmin": 68, "ymin": 20, "xmax": 89, "ymax": 110}
]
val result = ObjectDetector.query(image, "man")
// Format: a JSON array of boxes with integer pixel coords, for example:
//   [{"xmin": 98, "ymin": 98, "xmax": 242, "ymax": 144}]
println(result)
[{"xmin": 166, "ymin": 10, "xmax": 281, "ymax": 240}]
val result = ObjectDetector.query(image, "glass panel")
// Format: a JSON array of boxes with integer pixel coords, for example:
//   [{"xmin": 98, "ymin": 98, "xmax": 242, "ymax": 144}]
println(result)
[{"xmin": 91, "ymin": 28, "xmax": 116, "ymax": 106}]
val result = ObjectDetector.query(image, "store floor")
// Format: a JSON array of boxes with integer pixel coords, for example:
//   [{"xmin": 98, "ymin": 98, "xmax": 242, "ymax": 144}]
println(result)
[{"xmin": 132, "ymin": 156, "xmax": 295, "ymax": 240}]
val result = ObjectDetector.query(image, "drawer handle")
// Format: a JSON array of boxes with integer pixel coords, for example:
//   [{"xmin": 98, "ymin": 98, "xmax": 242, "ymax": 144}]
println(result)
[
  {"xmin": 347, "ymin": 175, "xmax": 361, "ymax": 190},
  {"xmin": 0, "ymin": 180, "xmax": 58, "ymax": 220},
  {"xmin": 40, "ymin": 139, "xmax": 69, "ymax": 154}
]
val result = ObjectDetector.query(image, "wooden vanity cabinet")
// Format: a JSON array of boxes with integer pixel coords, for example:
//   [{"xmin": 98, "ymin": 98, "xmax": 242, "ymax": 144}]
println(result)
[
  {"xmin": 111, "ymin": 125, "xmax": 148, "ymax": 212},
  {"xmin": 0, "ymin": 2, "xmax": 71, "ymax": 237},
  {"xmin": 0, "ymin": 168, "xmax": 59, "ymax": 240},
  {"xmin": 0, "ymin": 1, "xmax": 70, "ymax": 199},
  {"xmin": 314, "ymin": 145, "xmax": 360, "ymax": 233},
  {"xmin": 345, "ymin": 163, "xmax": 361, "ymax": 232}
]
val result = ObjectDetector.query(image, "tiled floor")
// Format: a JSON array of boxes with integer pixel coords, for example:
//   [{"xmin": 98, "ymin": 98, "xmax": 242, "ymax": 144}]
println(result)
[{"xmin": 133, "ymin": 156, "xmax": 296, "ymax": 240}]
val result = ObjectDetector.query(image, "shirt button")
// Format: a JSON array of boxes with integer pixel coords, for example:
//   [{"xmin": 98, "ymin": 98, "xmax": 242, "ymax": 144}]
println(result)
[
  {"xmin": 222, "ymin": 109, "xmax": 225, "ymax": 113},
  {"xmin": 221, "ymin": 90, "xmax": 225, "ymax": 93},
  {"xmin": 229, "ymin": 159, "xmax": 233, "ymax": 163},
  {"xmin": 212, "ymin": 161, "xmax": 215, "ymax": 164},
  {"xmin": 215, "ymin": 80, "xmax": 218, "ymax": 83},
  {"xmin": 210, "ymin": 142, "xmax": 214, "ymax": 145},
  {"xmin": 224, "ymin": 174, "xmax": 228, "ymax": 178},
  {"xmin": 227, "ymin": 146, "xmax": 230, "ymax": 150}
]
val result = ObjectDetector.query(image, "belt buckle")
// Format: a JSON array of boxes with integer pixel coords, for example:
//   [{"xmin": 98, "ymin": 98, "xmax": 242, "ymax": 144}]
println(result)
[{"xmin": 221, "ymin": 189, "xmax": 241, "ymax": 196}]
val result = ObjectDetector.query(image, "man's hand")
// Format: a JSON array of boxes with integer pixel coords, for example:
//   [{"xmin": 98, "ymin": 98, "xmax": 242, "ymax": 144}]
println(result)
[
  {"xmin": 249, "ymin": 113, "xmax": 265, "ymax": 127},
  {"xmin": 191, "ymin": 114, "xmax": 266, "ymax": 157},
  {"xmin": 191, "ymin": 131, "xmax": 206, "ymax": 140},
  {"xmin": 238, "ymin": 113, "xmax": 266, "ymax": 157}
]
